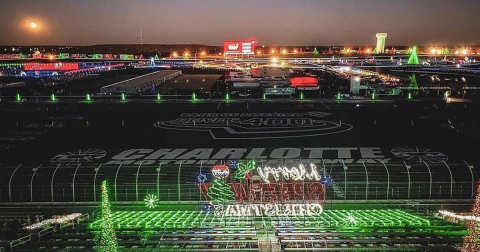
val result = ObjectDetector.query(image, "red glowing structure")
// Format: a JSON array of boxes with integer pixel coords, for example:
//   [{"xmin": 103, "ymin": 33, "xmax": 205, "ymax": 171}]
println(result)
[{"xmin": 290, "ymin": 77, "xmax": 319, "ymax": 88}]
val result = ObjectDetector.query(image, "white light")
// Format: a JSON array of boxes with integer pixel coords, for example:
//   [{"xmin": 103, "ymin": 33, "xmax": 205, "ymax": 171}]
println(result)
[
  {"xmin": 439, "ymin": 210, "xmax": 480, "ymax": 222},
  {"xmin": 257, "ymin": 163, "xmax": 321, "ymax": 183},
  {"xmin": 25, "ymin": 213, "xmax": 83, "ymax": 230},
  {"xmin": 215, "ymin": 203, "xmax": 323, "ymax": 217}
]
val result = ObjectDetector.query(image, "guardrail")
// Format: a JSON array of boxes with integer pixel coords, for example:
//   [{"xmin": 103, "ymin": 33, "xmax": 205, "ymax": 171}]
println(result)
[
  {"xmin": 9, "ymin": 235, "xmax": 32, "ymax": 251},
  {"xmin": 38, "ymin": 226, "xmax": 56, "ymax": 240}
]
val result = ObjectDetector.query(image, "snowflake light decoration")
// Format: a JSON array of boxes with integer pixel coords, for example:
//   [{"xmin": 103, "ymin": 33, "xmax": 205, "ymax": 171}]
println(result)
[
  {"xmin": 197, "ymin": 173, "xmax": 207, "ymax": 183},
  {"xmin": 144, "ymin": 194, "xmax": 159, "ymax": 209}
]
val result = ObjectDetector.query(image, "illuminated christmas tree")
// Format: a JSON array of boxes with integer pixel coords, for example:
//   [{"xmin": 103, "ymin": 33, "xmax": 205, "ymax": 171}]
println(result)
[
  {"xmin": 313, "ymin": 47, "xmax": 319, "ymax": 55},
  {"xmin": 207, "ymin": 178, "xmax": 236, "ymax": 205},
  {"xmin": 407, "ymin": 45, "xmax": 420, "ymax": 65},
  {"xmin": 95, "ymin": 181, "xmax": 118, "ymax": 252},
  {"xmin": 461, "ymin": 180, "xmax": 480, "ymax": 252}
]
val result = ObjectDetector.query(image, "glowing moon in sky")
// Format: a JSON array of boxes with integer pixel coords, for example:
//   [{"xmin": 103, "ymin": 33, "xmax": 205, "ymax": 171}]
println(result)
[{"xmin": 30, "ymin": 22, "xmax": 37, "ymax": 29}]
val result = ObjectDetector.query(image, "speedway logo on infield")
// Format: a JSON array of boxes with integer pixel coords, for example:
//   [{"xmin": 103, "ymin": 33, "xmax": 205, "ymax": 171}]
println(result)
[{"xmin": 153, "ymin": 112, "xmax": 353, "ymax": 139}]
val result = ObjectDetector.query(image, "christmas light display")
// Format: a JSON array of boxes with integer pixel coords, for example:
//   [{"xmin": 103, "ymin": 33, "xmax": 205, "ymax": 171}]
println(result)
[
  {"xmin": 218, "ymin": 203, "xmax": 323, "ymax": 217},
  {"xmin": 89, "ymin": 209, "xmax": 433, "ymax": 230},
  {"xmin": 25, "ymin": 213, "xmax": 82, "ymax": 230},
  {"xmin": 95, "ymin": 180, "xmax": 118, "ymax": 252},
  {"xmin": 234, "ymin": 160, "xmax": 256, "ymax": 180},
  {"xmin": 228, "ymin": 160, "xmax": 238, "ymax": 169},
  {"xmin": 211, "ymin": 164, "xmax": 230, "ymax": 179},
  {"xmin": 144, "ymin": 194, "xmax": 159, "ymax": 209},
  {"xmin": 407, "ymin": 45, "xmax": 421, "ymax": 65},
  {"xmin": 207, "ymin": 178, "xmax": 236, "ymax": 205},
  {"xmin": 257, "ymin": 163, "xmax": 321, "ymax": 183},
  {"xmin": 313, "ymin": 47, "xmax": 319, "ymax": 55},
  {"xmin": 461, "ymin": 180, "xmax": 480, "ymax": 252},
  {"xmin": 439, "ymin": 210, "xmax": 480, "ymax": 222},
  {"xmin": 197, "ymin": 173, "xmax": 207, "ymax": 183}
]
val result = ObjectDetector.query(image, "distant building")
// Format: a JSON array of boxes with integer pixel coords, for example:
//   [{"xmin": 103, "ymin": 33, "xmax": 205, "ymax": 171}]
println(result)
[{"xmin": 376, "ymin": 33, "xmax": 388, "ymax": 54}]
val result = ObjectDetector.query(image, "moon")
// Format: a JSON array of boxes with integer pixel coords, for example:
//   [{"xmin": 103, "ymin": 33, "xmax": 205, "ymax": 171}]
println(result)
[{"xmin": 30, "ymin": 22, "xmax": 37, "ymax": 29}]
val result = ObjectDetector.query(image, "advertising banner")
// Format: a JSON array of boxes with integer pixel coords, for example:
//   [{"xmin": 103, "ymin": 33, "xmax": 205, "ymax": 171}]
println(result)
[{"xmin": 223, "ymin": 41, "xmax": 255, "ymax": 55}]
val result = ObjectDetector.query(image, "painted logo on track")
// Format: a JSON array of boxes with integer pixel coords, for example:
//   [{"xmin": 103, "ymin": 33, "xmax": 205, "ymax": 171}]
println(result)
[
  {"xmin": 154, "ymin": 112, "xmax": 353, "ymax": 139},
  {"xmin": 50, "ymin": 149, "xmax": 107, "ymax": 165},
  {"xmin": 391, "ymin": 147, "xmax": 448, "ymax": 163}
]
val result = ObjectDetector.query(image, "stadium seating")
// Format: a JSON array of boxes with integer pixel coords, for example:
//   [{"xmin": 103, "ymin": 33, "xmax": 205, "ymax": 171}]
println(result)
[{"xmin": 9, "ymin": 209, "xmax": 466, "ymax": 252}]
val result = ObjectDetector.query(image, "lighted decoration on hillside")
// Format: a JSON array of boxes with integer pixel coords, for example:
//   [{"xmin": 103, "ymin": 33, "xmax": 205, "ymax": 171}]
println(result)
[
  {"xmin": 211, "ymin": 164, "xmax": 230, "ymax": 179},
  {"xmin": 95, "ymin": 180, "xmax": 118, "ymax": 252},
  {"xmin": 207, "ymin": 178, "xmax": 236, "ymax": 205},
  {"xmin": 144, "ymin": 194, "xmax": 159, "ymax": 209},
  {"xmin": 461, "ymin": 180, "xmax": 480, "ymax": 252},
  {"xmin": 234, "ymin": 160, "xmax": 256, "ymax": 180}
]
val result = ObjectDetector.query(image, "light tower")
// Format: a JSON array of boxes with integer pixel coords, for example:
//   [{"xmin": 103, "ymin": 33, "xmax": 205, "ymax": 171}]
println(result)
[{"xmin": 375, "ymin": 33, "xmax": 387, "ymax": 54}]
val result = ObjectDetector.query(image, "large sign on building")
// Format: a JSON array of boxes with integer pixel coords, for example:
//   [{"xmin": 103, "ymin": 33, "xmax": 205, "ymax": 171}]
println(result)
[
  {"xmin": 223, "ymin": 40, "xmax": 256, "ymax": 55},
  {"xmin": 24, "ymin": 63, "xmax": 79, "ymax": 71}
]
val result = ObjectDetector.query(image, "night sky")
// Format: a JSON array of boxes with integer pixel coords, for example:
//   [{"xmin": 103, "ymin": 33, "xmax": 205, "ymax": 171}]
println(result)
[{"xmin": 1, "ymin": 0, "xmax": 479, "ymax": 46}]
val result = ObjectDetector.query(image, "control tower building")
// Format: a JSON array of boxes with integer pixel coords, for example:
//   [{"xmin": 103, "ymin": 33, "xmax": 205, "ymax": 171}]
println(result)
[{"xmin": 376, "ymin": 33, "xmax": 387, "ymax": 54}]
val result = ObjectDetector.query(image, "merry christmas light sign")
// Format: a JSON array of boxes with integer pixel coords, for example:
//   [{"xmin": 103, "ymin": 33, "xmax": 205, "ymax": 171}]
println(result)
[{"xmin": 200, "ymin": 162, "xmax": 327, "ymax": 217}]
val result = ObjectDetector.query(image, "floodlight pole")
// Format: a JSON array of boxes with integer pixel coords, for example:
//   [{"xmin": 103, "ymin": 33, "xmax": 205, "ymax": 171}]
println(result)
[
  {"xmin": 422, "ymin": 161, "xmax": 433, "ymax": 200},
  {"xmin": 72, "ymin": 163, "xmax": 82, "ymax": 202},
  {"xmin": 93, "ymin": 163, "xmax": 103, "ymax": 202},
  {"xmin": 380, "ymin": 162, "xmax": 390, "ymax": 200},
  {"xmin": 136, "ymin": 161, "xmax": 145, "ymax": 202},
  {"xmin": 178, "ymin": 161, "xmax": 183, "ymax": 202},
  {"xmin": 114, "ymin": 162, "xmax": 123, "ymax": 201},
  {"xmin": 403, "ymin": 160, "xmax": 412, "ymax": 199},
  {"xmin": 463, "ymin": 160, "xmax": 475, "ymax": 198},
  {"xmin": 442, "ymin": 161, "xmax": 454, "ymax": 199},
  {"xmin": 51, "ymin": 164, "xmax": 62, "ymax": 202},
  {"xmin": 157, "ymin": 162, "xmax": 162, "ymax": 198},
  {"xmin": 342, "ymin": 160, "xmax": 347, "ymax": 201},
  {"xmin": 9, "ymin": 164, "xmax": 23, "ymax": 202},
  {"xmin": 361, "ymin": 162, "xmax": 369, "ymax": 200},
  {"xmin": 30, "ymin": 164, "xmax": 42, "ymax": 202}
]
